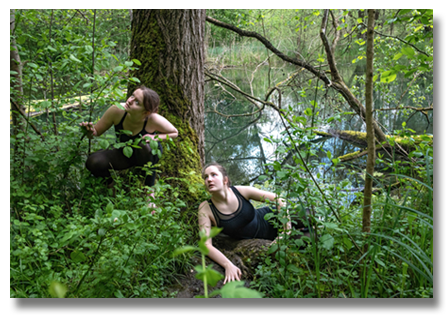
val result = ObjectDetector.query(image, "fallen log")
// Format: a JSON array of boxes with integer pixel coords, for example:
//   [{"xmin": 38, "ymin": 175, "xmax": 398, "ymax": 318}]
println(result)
[{"xmin": 314, "ymin": 129, "xmax": 433, "ymax": 163}]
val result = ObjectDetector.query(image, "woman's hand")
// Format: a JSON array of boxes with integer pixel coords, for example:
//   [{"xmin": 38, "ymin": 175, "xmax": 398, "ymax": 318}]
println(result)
[
  {"xmin": 223, "ymin": 263, "xmax": 242, "ymax": 284},
  {"xmin": 143, "ymin": 134, "xmax": 155, "ymax": 143},
  {"xmin": 79, "ymin": 122, "xmax": 97, "ymax": 139}
]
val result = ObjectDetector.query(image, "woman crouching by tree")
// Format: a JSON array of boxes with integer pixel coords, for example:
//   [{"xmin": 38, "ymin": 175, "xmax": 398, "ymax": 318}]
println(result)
[
  {"xmin": 80, "ymin": 86, "xmax": 178, "ymax": 206},
  {"xmin": 198, "ymin": 162, "xmax": 310, "ymax": 284}
]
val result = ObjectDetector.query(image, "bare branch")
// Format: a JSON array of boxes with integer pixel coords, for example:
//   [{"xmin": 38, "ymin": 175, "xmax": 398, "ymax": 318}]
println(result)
[
  {"xmin": 375, "ymin": 106, "xmax": 433, "ymax": 112},
  {"xmin": 360, "ymin": 22, "xmax": 430, "ymax": 57},
  {"xmin": 329, "ymin": 10, "xmax": 341, "ymax": 55},
  {"xmin": 10, "ymin": 98, "xmax": 45, "ymax": 141},
  {"xmin": 205, "ymin": 15, "xmax": 331, "ymax": 85}
]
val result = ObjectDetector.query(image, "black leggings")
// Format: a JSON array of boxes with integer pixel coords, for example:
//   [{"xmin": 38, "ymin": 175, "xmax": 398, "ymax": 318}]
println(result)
[{"xmin": 85, "ymin": 142, "xmax": 161, "ymax": 187}]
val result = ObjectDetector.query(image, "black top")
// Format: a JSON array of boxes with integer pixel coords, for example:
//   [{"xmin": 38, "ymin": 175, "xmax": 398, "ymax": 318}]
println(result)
[
  {"xmin": 114, "ymin": 111, "xmax": 155, "ymax": 143},
  {"xmin": 208, "ymin": 186, "xmax": 278, "ymax": 240}
]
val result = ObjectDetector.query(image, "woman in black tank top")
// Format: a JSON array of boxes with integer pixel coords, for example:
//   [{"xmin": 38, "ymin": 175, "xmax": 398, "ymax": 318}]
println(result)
[
  {"xmin": 198, "ymin": 162, "xmax": 308, "ymax": 284},
  {"xmin": 79, "ymin": 86, "xmax": 178, "ymax": 202}
]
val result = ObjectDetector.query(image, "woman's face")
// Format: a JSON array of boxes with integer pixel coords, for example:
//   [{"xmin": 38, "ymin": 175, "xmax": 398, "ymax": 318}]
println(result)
[
  {"xmin": 203, "ymin": 166, "xmax": 227, "ymax": 192},
  {"xmin": 124, "ymin": 89, "xmax": 146, "ymax": 115}
]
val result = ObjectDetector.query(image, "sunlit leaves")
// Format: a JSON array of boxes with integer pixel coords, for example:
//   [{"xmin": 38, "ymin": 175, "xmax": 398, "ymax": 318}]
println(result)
[{"xmin": 380, "ymin": 70, "xmax": 397, "ymax": 83}]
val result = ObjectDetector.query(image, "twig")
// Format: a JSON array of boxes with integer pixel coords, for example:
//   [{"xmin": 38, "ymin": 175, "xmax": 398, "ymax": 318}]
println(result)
[
  {"xmin": 88, "ymin": 9, "xmax": 97, "ymax": 154},
  {"xmin": 205, "ymin": 15, "xmax": 331, "ymax": 85},
  {"xmin": 360, "ymin": 22, "xmax": 430, "ymax": 57},
  {"xmin": 10, "ymin": 99, "xmax": 45, "ymax": 141}
]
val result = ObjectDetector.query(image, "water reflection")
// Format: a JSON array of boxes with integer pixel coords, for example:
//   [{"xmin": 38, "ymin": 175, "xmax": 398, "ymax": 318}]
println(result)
[{"xmin": 205, "ymin": 65, "xmax": 433, "ymax": 186}]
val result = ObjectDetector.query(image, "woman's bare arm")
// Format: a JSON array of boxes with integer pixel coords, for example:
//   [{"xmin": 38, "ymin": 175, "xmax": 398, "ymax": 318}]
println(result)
[
  {"xmin": 236, "ymin": 186, "xmax": 292, "ymax": 233},
  {"xmin": 79, "ymin": 105, "xmax": 120, "ymax": 138},
  {"xmin": 198, "ymin": 201, "xmax": 242, "ymax": 284},
  {"xmin": 143, "ymin": 113, "xmax": 178, "ymax": 141}
]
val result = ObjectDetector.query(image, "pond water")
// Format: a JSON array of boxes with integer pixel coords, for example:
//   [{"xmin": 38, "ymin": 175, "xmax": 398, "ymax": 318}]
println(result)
[{"xmin": 204, "ymin": 64, "xmax": 433, "ymax": 187}]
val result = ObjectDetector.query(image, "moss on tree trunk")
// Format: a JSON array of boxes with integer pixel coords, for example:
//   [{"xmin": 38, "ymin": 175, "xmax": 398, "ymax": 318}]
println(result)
[{"xmin": 128, "ymin": 9, "xmax": 206, "ymax": 204}]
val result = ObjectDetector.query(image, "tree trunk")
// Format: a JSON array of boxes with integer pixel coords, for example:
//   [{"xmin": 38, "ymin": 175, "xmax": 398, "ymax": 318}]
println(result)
[
  {"xmin": 128, "ymin": 9, "xmax": 206, "ymax": 202},
  {"xmin": 362, "ymin": 9, "xmax": 376, "ymax": 233},
  {"xmin": 10, "ymin": 9, "xmax": 25, "ymax": 137}
]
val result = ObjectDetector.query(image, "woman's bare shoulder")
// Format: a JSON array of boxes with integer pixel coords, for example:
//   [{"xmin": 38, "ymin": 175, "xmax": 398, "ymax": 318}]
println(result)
[
  {"xmin": 104, "ymin": 104, "xmax": 125, "ymax": 124},
  {"xmin": 198, "ymin": 200, "xmax": 211, "ymax": 213}
]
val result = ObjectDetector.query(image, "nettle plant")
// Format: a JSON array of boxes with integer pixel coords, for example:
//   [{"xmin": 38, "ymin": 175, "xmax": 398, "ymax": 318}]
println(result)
[{"xmin": 173, "ymin": 228, "xmax": 263, "ymax": 298}]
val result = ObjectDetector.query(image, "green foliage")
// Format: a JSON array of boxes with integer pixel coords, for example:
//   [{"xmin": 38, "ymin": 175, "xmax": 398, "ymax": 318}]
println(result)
[
  {"xmin": 173, "ymin": 228, "xmax": 263, "ymax": 298},
  {"xmin": 248, "ymin": 104, "xmax": 433, "ymax": 298}
]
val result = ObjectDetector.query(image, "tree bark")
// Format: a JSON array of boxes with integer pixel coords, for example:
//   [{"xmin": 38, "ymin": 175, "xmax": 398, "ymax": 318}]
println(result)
[
  {"xmin": 362, "ymin": 9, "xmax": 376, "ymax": 233},
  {"xmin": 128, "ymin": 9, "xmax": 206, "ymax": 200},
  {"xmin": 10, "ymin": 9, "xmax": 25, "ymax": 136}
]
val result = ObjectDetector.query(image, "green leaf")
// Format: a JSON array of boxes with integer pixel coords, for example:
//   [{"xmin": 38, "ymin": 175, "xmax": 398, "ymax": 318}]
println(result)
[
  {"xmin": 198, "ymin": 239, "xmax": 209, "ymax": 255},
  {"xmin": 70, "ymin": 54, "xmax": 82, "ymax": 63},
  {"xmin": 70, "ymin": 250, "xmax": 87, "ymax": 263},
  {"xmin": 399, "ymin": 9, "xmax": 412, "ymax": 15},
  {"xmin": 150, "ymin": 140, "xmax": 158, "ymax": 150},
  {"xmin": 401, "ymin": 46, "xmax": 415, "ymax": 57},
  {"xmin": 320, "ymin": 233, "xmax": 334, "ymax": 250},
  {"xmin": 113, "ymin": 65, "xmax": 124, "ymax": 72},
  {"xmin": 209, "ymin": 227, "xmax": 223, "ymax": 239},
  {"xmin": 132, "ymin": 59, "xmax": 141, "ymax": 65},
  {"xmin": 172, "ymin": 246, "xmax": 197, "ymax": 257},
  {"xmin": 194, "ymin": 265, "xmax": 223, "ymax": 287},
  {"xmin": 99, "ymin": 139, "xmax": 109, "ymax": 149},
  {"xmin": 125, "ymin": 61, "xmax": 133, "ymax": 67},
  {"xmin": 380, "ymin": 71, "xmax": 397, "ymax": 83},
  {"xmin": 28, "ymin": 62, "xmax": 38, "ymax": 69},
  {"xmin": 106, "ymin": 202, "xmax": 114, "ymax": 214},
  {"xmin": 287, "ymin": 264, "xmax": 300, "ymax": 273},
  {"xmin": 130, "ymin": 77, "xmax": 141, "ymax": 83},
  {"xmin": 304, "ymin": 108, "xmax": 313, "ymax": 116},
  {"xmin": 114, "ymin": 102, "xmax": 125, "ymax": 110},
  {"xmin": 393, "ymin": 53, "xmax": 403, "ymax": 60},
  {"xmin": 98, "ymin": 228, "xmax": 106, "ymax": 236},
  {"xmin": 49, "ymin": 281, "xmax": 67, "ymax": 298},
  {"xmin": 123, "ymin": 146, "xmax": 133, "ymax": 158},
  {"xmin": 219, "ymin": 281, "xmax": 263, "ymax": 298}
]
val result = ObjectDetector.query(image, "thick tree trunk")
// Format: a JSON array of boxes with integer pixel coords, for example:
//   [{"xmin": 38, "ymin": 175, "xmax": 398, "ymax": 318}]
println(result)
[
  {"xmin": 362, "ymin": 10, "xmax": 376, "ymax": 233},
  {"xmin": 128, "ymin": 9, "xmax": 206, "ymax": 201}
]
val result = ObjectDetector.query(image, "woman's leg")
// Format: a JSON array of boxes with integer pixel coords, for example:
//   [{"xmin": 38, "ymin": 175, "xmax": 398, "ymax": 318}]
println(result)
[
  {"xmin": 86, "ymin": 148, "xmax": 133, "ymax": 179},
  {"xmin": 131, "ymin": 142, "xmax": 162, "ymax": 210}
]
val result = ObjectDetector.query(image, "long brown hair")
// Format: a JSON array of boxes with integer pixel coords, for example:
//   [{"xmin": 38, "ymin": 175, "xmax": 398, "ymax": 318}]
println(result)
[
  {"xmin": 136, "ymin": 85, "xmax": 160, "ymax": 115},
  {"xmin": 202, "ymin": 162, "xmax": 232, "ymax": 187}
]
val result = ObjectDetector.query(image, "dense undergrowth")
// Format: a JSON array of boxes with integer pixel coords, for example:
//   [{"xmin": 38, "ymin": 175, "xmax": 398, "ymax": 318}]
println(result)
[
  {"xmin": 10, "ymin": 116, "xmax": 204, "ymax": 298},
  {"xmin": 10, "ymin": 9, "xmax": 432, "ymax": 298},
  {"xmin": 10, "ymin": 106, "xmax": 432, "ymax": 298},
  {"xmin": 248, "ymin": 121, "xmax": 433, "ymax": 298}
]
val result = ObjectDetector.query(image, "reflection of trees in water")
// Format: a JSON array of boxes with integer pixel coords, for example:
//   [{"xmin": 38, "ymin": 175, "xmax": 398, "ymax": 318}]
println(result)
[{"xmin": 204, "ymin": 64, "xmax": 432, "ymax": 186}]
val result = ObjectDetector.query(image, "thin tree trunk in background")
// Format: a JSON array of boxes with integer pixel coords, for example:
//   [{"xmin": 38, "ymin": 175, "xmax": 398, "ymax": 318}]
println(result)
[
  {"xmin": 128, "ymin": 9, "xmax": 205, "ymax": 201},
  {"xmin": 10, "ymin": 9, "xmax": 25, "ymax": 136},
  {"xmin": 362, "ymin": 9, "xmax": 376, "ymax": 233},
  {"xmin": 48, "ymin": 9, "xmax": 58, "ymax": 136}
]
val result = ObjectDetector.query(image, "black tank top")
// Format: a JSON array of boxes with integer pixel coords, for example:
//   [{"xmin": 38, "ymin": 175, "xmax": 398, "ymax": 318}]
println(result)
[
  {"xmin": 208, "ymin": 186, "xmax": 278, "ymax": 240},
  {"xmin": 114, "ymin": 111, "xmax": 155, "ymax": 143}
]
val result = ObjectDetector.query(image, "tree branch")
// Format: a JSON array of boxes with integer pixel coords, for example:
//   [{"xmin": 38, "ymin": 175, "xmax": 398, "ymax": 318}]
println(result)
[
  {"xmin": 360, "ymin": 22, "xmax": 430, "ymax": 57},
  {"xmin": 205, "ymin": 15, "xmax": 331, "ymax": 86},
  {"xmin": 10, "ymin": 98, "xmax": 45, "ymax": 141}
]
